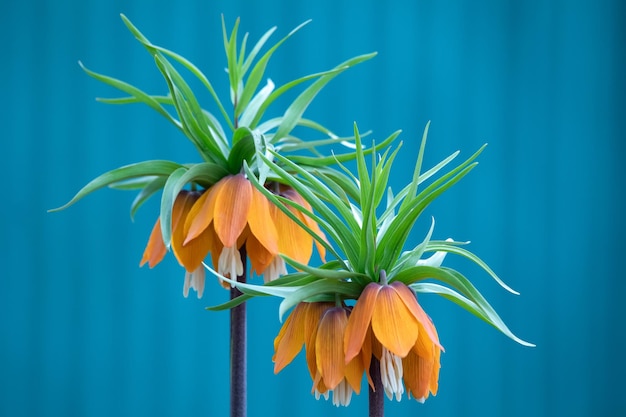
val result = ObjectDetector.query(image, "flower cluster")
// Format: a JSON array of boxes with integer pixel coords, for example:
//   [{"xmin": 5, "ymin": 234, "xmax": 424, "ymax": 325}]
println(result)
[
  {"xmin": 52, "ymin": 14, "xmax": 533, "ymax": 415},
  {"xmin": 52, "ymin": 15, "xmax": 372, "ymax": 297},
  {"xmin": 140, "ymin": 176, "xmax": 325, "ymax": 297},
  {"xmin": 217, "ymin": 124, "xmax": 533, "ymax": 407}
]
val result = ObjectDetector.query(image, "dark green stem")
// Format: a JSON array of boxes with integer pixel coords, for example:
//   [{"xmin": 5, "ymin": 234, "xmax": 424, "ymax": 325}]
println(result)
[{"xmin": 230, "ymin": 245, "xmax": 247, "ymax": 417}]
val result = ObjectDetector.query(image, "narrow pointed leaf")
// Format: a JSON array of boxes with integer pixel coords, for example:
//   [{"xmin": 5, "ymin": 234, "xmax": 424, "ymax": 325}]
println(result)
[{"xmin": 49, "ymin": 160, "xmax": 184, "ymax": 212}]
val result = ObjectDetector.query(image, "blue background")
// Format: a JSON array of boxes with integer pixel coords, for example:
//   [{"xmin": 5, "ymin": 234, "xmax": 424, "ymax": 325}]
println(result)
[{"xmin": 2, "ymin": 0, "xmax": 625, "ymax": 416}]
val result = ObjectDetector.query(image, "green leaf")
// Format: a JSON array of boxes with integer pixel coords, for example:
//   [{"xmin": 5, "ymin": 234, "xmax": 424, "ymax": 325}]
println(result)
[
  {"xmin": 206, "ymin": 293, "xmax": 253, "ymax": 311},
  {"xmin": 153, "ymin": 55, "xmax": 228, "ymax": 162},
  {"xmin": 236, "ymin": 20, "xmax": 311, "ymax": 118},
  {"xmin": 284, "ymin": 129, "xmax": 400, "ymax": 168},
  {"xmin": 108, "ymin": 176, "xmax": 160, "ymax": 190},
  {"xmin": 79, "ymin": 61, "xmax": 182, "ymax": 131},
  {"xmin": 204, "ymin": 262, "xmax": 298, "ymax": 298},
  {"xmin": 281, "ymin": 255, "xmax": 368, "ymax": 281},
  {"xmin": 425, "ymin": 240, "xmax": 519, "ymax": 294},
  {"xmin": 242, "ymin": 162, "xmax": 346, "ymax": 264},
  {"xmin": 388, "ymin": 216, "xmax": 435, "ymax": 278},
  {"xmin": 400, "ymin": 121, "xmax": 430, "ymax": 212},
  {"xmin": 159, "ymin": 167, "xmax": 188, "ymax": 247},
  {"xmin": 375, "ymin": 145, "xmax": 485, "ymax": 271},
  {"xmin": 241, "ymin": 25, "xmax": 277, "ymax": 75},
  {"xmin": 272, "ymin": 53, "xmax": 377, "ymax": 142},
  {"xmin": 158, "ymin": 162, "xmax": 229, "ymax": 246},
  {"xmin": 130, "ymin": 176, "xmax": 168, "ymax": 220},
  {"xmin": 223, "ymin": 16, "xmax": 241, "ymax": 105},
  {"xmin": 49, "ymin": 160, "xmax": 185, "ymax": 212},
  {"xmin": 279, "ymin": 279, "xmax": 362, "ymax": 321},
  {"xmin": 259, "ymin": 152, "xmax": 362, "ymax": 266},
  {"xmin": 238, "ymin": 79, "xmax": 275, "ymax": 127},
  {"xmin": 251, "ymin": 68, "xmax": 349, "ymax": 129},
  {"xmin": 120, "ymin": 14, "xmax": 233, "ymax": 131},
  {"xmin": 398, "ymin": 266, "xmax": 534, "ymax": 347},
  {"xmin": 228, "ymin": 128, "xmax": 256, "ymax": 174}
]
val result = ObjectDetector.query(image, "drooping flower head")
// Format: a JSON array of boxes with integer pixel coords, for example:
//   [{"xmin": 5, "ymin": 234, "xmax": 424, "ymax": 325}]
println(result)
[
  {"xmin": 273, "ymin": 302, "xmax": 365, "ymax": 407},
  {"xmin": 344, "ymin": 280, "xmax": 442, "ymax": 402},
  {"xmin": 52, "ymin": 16, "xmax": 375, "ymax": 297},
  {"xmin": 218, "ymin": 124, "xmax": 533, "ymax": 407}
]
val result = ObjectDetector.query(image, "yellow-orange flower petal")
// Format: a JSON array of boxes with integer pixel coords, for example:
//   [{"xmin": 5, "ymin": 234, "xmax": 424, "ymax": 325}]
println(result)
[
  {"xmin": 140, "ymin": 218, "xmax": 167, "ymax": 268},
  {"xmin": 344, "ymin": 353, "xmax": 364, "ymax": 394},
  {"xmin": 391, "ymin": 282, "xmax": 443, "ymax": 351},
  {"xmin": 304, "ymin": 303, "xmax": 332, "ymax": 380},
  {"xmin": 247, "ymin": 185, "xmax": 278, "ymax": 255},
  {"xmin": 170, "ymin": 192, "xmax": 215, "ymax": 272},
  {"xmin": 371, "ymin": 284, "xmax": 419, "ymax": 358},
  {"xmin": 273, "ymin": 303, "xmax": 308, "ymax": 373},
  {"xmin": 213, "ymin": 174, "xmax": 252, "ymax": 247},
  {"xmin": 344, "ymin": 282, "xmax": 381, "ymax": 363},
  {"xmin": 270, "ymin": 200, "xmax": 313, "ymax": 264},
  {"xmin": 282, "ymin": 188, "xmax": 326, "ymax": 262},
  {"xmin": 246, "ymin": 232, "xmax": 275, "ymax": 276},
  {"xmin": 184, "ymin": 180, "xmax": 223, "ymax": 244},
  {"xmin": 315, "ymin": 307, "xmax": 348, "ymax": 390}
]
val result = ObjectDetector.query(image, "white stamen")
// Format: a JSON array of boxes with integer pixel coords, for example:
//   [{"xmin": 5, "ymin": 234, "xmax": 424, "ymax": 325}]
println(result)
[
  {"xmin": 314, "ymin": 389, "xmax": 329, "ymax": 401},
  {"xmin": 218, "ymin": 246, "xmax": 244, "ymax": 285},
  {"xmin": 183, "ymin": 265, "xmax": 206, "ymax": 298},
  {"xmin": 263, "ymin": 256, "xmax": 287, "ymax": 283},
  {"xmin": 380, "ymin": 346, "xmax": 404, "ymax": 401},
  {"xmin": 331, "ymin": 380, "xmax": 353, "ymax": 407}
]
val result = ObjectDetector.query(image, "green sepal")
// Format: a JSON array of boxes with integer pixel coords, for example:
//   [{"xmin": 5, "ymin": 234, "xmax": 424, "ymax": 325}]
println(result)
[{"xmin": 49, "ymin": 160, "xmax": 185, "ymax": 212}]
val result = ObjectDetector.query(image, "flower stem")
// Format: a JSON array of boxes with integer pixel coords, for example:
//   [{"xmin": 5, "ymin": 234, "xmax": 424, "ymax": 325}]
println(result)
[
  {"xmin": 230, "ymin": 245, "xmax": 247, "ymax": 417},
  {"xmin": 369, "ymin": 356, "xmax": 384, "ymax": 417}
]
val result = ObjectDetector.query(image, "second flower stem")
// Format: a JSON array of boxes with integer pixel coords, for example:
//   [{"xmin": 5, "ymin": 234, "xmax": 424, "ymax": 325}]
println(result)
[
  {"xmin": 230, "ymin": 246, "xmax": 247, "ymax": 417},
  {"xmin": 369, "ymin": 357, "xmax": 384, "ymax": 417}
]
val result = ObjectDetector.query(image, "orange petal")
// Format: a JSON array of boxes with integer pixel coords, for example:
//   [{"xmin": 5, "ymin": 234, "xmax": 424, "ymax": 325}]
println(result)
[
  {"xmin": 273, "ymin": 303, "xmax": 308, "ymax": 373},
  {"xmin": 391, "ymin": 282, "xmax": 443, "ymax": 351},
  {"xmin": 248, "ymin": 187, "xmax": 278, "ymax": 255},
  {"xmin": 283, "ymin": 188, "xmax": 327, "ymax": 262},
  {"xmin": 304, "ymin": 303, "xmax": 333, "ymax": 379},
  {"xmin": 315, "ymin": 307, "xmax": 348, "ymax": 390},
  {"xmin": 271, "ymin": 202, "xmax": 313, "ymax": 264},
  {"xmin": 344, "ymin": 283, "xmax": 381, "ymax": 363},
  {"xmin": 362, "ymin": 325, "xmax": 374, "ymax": 388},
  {"xmin": 140, "ymin": 217, "xmax": 167, "ymax": 268},
  {"xmin": 402, "ymin": 349, "xmax": 433, "ymax": 400},
  {"xmin": 171, "ymin": 192, "xmax": 213, "ymax": 271},
  {"xmin": 184, "ymin": 184, "xmax": 220, "ymax": 244},
  {"xmin": 213, "ymin": 174, "xmax": 252, "ymax": 247},
  {"xmin": 345, "ymin": 353, "xmax": 364, "ymax": 394},
  {"xmin": 371, "ymin": 284, "xmax": 419, "ymax": 357},
  {"xmin": 245, "ymin": 232, "xmax": 275, "ymax": 275},
  {"xmin": 430, "ymin": 343, "xmax": 441, "ymax": 395}
]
